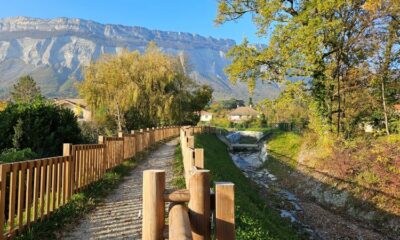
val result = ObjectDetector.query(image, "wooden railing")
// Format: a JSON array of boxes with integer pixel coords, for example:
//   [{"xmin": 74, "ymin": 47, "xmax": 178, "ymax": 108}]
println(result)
[
  {"xmin": 142, "ymin": 126, "xmax": 235, "ymax": 240},
  {"xmin": 0, "ymin": 126, "xmax": 180, "ymax": 239}
]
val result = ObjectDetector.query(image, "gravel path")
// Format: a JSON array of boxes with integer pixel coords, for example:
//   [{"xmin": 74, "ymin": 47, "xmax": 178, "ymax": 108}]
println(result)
[{"xmin": 62, "ymin": 138, "xmax": 178, "ymax": 240}]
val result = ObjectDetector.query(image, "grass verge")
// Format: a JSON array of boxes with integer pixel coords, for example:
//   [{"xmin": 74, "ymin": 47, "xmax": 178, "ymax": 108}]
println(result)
[
  {"xmin": 171, "ymin": 144, "xmax": 185, "ymax": 189},
  {"xmin": 195, "ymin": 134, "xmax": 300, "ymax": 240},
  {"xmin": 15, "ymin": 143, "xmax": 162, "ymax": 240}
]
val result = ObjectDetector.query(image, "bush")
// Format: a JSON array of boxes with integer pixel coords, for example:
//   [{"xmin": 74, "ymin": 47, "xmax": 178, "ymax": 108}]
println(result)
[
  {"xmin": 0, "ymin": 148, "xmax": 38, "ymax": 163},
  {"xmin": 0, "ymin": 100, "xmax": 82, "ymax": 157}
]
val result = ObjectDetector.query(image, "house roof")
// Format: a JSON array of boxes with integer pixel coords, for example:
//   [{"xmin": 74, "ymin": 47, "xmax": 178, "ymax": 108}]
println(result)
[
  {"xmin": 228, "ymin": 106, "xmax": 258, "ymax": 116},
  {"xmin": 200, "ymin": 110, "xmax": 212, "ymax": 115},
  {"xmin": 55, "ymin": 98, "xmax": 88, "ymax": 109}
]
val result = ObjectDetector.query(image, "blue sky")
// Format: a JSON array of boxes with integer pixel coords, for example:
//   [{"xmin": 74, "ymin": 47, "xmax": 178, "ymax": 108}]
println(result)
[{"xmin": 0, "ymin": 0, "xmax": 266, "ymax": 44}]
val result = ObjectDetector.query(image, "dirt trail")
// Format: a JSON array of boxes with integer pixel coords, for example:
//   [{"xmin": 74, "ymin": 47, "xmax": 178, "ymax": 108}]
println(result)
[{"xmin": 61, "ymin": 138, "xmax": 178, "ymax": 240}]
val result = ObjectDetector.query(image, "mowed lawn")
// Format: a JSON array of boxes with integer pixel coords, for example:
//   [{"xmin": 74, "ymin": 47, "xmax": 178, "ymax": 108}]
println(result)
[{"xmin": 195, "ymin": 134, "xmax": 300, "ymax": 240}]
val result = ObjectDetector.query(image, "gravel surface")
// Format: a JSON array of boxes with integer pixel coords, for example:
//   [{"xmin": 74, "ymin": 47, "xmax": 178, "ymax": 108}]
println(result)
[{"xmin": 61, "ymin": 138, "xmax": 178, "ymax": 240}]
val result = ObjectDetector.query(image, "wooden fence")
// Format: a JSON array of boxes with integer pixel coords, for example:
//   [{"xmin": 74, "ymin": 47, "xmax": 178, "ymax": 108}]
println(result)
[
  {"xmin": 0, "ymin": 126, "xmax": 180, "ymax": 239},
  {"xmin": 142, "ymin": 126, "xmax": 235, "ymax": 240}
]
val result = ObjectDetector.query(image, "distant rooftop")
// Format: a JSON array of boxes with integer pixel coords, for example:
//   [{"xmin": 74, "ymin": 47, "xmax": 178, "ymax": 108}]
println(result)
[{"xmin": 228, "ymin": 106, "xmax": 258, "ymax": 116}]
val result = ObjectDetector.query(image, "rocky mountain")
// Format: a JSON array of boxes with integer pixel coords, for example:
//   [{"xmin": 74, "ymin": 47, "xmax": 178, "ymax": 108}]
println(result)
[{"xmin": 0, "ymin": 17, "xmax": 280, "ymax": 101}]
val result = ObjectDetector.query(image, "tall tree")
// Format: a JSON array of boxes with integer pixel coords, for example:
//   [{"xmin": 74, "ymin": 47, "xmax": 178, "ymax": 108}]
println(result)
[
  {"xmin": 78, "ymin": 42, "xmax": 206, "ymax": 131},
  {"xmin": 10, "ymin": 75, "xmax": 42, "ymax": 104},
  {"xmin": 216, "ymin": 0, "xmax": 398, "ymax": 136}
]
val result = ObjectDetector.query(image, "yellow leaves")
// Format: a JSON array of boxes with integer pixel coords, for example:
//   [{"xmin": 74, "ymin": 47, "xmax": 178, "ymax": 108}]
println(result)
[{"xmin": 78, "ymin": 42, "xmax": 193, "ymax": 129}]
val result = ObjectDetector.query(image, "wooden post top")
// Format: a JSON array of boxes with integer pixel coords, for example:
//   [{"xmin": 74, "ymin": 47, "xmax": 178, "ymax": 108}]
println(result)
[{"xmin": 63, "ymin": 143, "xmax": 72, "ymax": 156}]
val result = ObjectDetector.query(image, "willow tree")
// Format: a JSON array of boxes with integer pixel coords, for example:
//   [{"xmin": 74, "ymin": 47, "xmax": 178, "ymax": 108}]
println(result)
[{"xmin": 78, "ymin": 42, "xmax": 194, "ymax": 131}]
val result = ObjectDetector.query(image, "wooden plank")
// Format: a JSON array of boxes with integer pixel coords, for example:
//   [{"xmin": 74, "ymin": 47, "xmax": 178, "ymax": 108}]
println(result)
[
  {"xmin": 57, "ymin": 158, "xmax": 62, "ymax": 208},
  {"xmin": 61, "ymin": 158, "xmax": 66, "ymax": 205},
  {"xmin": 215, "ymin": 182, "xmax": 235, "ymax": 240},
  {"xmin": 8, "ymin": 164, "xmax": 18, "ymax": 233},
  {"xmin": 0, "ymin": 164, "xmax": 10, "ymax": 240},
  {"xmin": 51, "ymin": 159, "xmax": 57, "ymax": 212},
  {"xmin": 40, "ymin": 160, "xmax": 47, "ymax": 220},
  {"xmin": 45, "ymin": 159, "xmax": 52, "ymax": 215},
  {"xmin": 164, "ymin": 189, "xmax": 190, "ymax": 202},
  {"xmin": 17, "ymin": 162, "xmax": 27, "ymax": 230},
  {"xmin": 33, "ymin": 161, "xmax": 40, "ymax": 222},
  {"xmin": 26, "ymin": 162, "xmax": 34, "ymax": 226}
]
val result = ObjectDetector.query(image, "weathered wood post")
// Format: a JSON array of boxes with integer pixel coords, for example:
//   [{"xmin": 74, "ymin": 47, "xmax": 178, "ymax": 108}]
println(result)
[
  {"xmin": 142, "ymin": 170, "xmax": 165, "ymax": 240},
  {"xmin": 189, "ymin": 170, "xmax": 210, "ymax": 240},
  {"xmin": 98, "ymin": 136, "xmax": 107, "ymax": 173},
  {"xmin": 169, "ymin": 203, "xmax": 192, "ymax": 240},
  {"xmin": 118, "ymin": 132, "xmax": 124, "ymax": 162},
  {"xmin": 194, "ymin": 149, "xmax": 204, "ymax": 169},
  {"xmin": 215, "ymin": 182, "xmax": 235, "ymax": 240},
  {"xmin": 63, "ymin": 143, "xmax": 73, "ymax": 201}
]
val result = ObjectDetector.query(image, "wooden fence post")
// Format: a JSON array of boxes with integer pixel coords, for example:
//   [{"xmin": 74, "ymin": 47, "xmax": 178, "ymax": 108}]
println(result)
[
  {"xmin": 0, "ymin": 164, "xmax": 9, "ymax": 240},
  {"xmin": 142, "ymin": 170, "xmax": 165, "ymax": 240},
  {"xmin": 189, "ymin": 170, "xmax": 210, "ymax": 240},
  {"xmin": 118, "ymin": 132, "xmax": 124, "ymax": 162},
  {"xmin": 98, "ymin": 136, "xmax": 107, "ymax": 173},
  {"xmin": 63, "ymin": 143, "xmax": 73, "ymax": 201},
  {"xmin": 215, "ymin": 182, "xmax": 235, "ymax": 240},
  {"xmin": 194, "ymin": 149, "xmax": 204, "ymax": 169}
]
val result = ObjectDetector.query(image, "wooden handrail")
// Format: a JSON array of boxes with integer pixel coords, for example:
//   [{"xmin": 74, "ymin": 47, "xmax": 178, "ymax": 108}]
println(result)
[
  {"xmin": 168, "ymin": 203, "xmax": 192, "ymax": 240},
  {"xmin": 143, "ymin": 126, "xmax": 235, "ymax": 240}
]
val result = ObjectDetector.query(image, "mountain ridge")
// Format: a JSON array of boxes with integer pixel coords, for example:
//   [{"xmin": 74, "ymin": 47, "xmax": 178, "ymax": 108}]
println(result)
[{"xmin": 0, "ymin": 16, "xmax": 279, "ymax": 101}]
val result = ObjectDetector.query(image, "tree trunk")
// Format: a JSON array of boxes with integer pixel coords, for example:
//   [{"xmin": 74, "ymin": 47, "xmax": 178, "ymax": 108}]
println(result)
[
  {"xmin": 380, "ymin": 20, "xmax": 395, "ymax": 136},
  {"xmin": 382, "ymin": 81, "xmax": 390, "ymax": 135}
]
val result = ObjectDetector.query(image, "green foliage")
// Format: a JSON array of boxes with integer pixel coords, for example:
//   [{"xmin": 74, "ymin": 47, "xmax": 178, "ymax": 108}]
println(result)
[
  {"xmin": 10, "ymin": 75, "xmax": 43, "ymax": 104},
  {"xmin": 79, "ymin": 42, "xmax": 212, "ymax": 131},
  {"xmin": 258, "ymin": 81, "xmax": 310, "ymax": 131},
  {"xmin": 12, "ymin": 118, "xmax": 23, "ymax": 149},
  {"xmin": 217, "ymin": 0, "xmax": 400, "ymax": 137},
  {"xmin": 267, "ymin": 130, "xmax": 303, "ymax": 167},
  {"xmin": 0, "ymin": 148, "xmax": 38, "ymax": 163},
  {"xmin": 0, "ymin": 101, "xmax": 82, "ymax": 157},
  {"xmin": 195, "ymin": 134, "xmax": 300, "ymax": 239}
]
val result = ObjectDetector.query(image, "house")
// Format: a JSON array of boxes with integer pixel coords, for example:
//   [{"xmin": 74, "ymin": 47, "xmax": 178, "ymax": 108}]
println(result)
[
  {"xmin": 394, "ymin": 104, "xmax": 400, "ymax": 114},
  {"xmin": 54, "ymin": 98, "xmax": 92, "ymax": 121},
  {"xmin": 200, "ymin": 110, "xmax": 213, "ymax": 122},
  {"xmin": 228, "ymin": 106, "xmax": 259, "ymax": 122}
]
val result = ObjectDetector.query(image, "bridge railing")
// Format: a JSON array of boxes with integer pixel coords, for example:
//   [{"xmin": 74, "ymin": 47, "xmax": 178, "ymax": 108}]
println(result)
[
  {"xmin": 143, "ymin": 126, "xmax": 235, "ymax": 240},
  {"xmin": 0, "ymin": 126, "xmax": 180, "ymax": 240}
]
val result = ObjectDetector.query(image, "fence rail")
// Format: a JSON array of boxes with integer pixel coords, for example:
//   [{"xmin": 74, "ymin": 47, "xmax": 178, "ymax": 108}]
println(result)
[
  {"xmin": 0, "ymin": 126, "xmax": 180, "ymax": 239},
  {"xmin": 143, "ymin": 126, "xmax": 236, "ymax": 240}
]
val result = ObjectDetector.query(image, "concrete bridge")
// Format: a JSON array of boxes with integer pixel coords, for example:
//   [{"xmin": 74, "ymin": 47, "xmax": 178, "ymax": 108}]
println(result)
[{"xmin": 216, "ymin": 133, "xmax": 261, "ymax": 151}]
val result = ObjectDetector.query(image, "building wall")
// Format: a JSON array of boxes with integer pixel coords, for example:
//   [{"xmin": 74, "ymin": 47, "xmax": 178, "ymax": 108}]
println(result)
[{"xmin": 200, "ymin": 114, "xmax": 212, "ymax": 122}]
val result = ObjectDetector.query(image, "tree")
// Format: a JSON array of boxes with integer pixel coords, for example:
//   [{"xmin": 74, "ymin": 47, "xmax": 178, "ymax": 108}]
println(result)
[
  {"xmin": 10, "ymin": 75, "xmax": 42, "ymax": 104},
  {"xmin": 216, "ymin": 0, "xmax": 399, "ymax": 136},
  {"xmin": 79, "ymin": 42, "xmax": 206, "ymax": 130},
  {"xmin": 0, "ymin": 101, "xmax": 82, "ymax": 157}
]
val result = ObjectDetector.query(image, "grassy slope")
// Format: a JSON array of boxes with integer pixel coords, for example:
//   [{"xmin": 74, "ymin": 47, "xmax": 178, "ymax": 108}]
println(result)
[
  {"xmin": 195, "ymin": 134, "xmax": 300, "ymax": 240},
  {"xmin": 267, "ymin": 131, "xmax": 302, "ymax": 164}
]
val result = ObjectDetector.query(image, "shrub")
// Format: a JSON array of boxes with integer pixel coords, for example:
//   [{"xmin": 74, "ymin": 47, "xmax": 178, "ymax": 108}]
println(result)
[
  {"xmin": 0, "ymin": 148, "xmax": 38, "ymax": 163},
  {"xmin": 0, "ymin": 100, "xmax": 82, "ymax": 157}
]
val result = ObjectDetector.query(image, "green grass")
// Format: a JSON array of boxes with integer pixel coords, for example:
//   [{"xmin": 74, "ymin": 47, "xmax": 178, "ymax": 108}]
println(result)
[
  {"xmin": 267, "ymin": 130, "xmax": 303, "ymax": 168},
  {"xmin": 14, "ymin": 145, "xmax": 159, "ymax": 240},
  {"xmin": 172, "ymin": 144, "xmax": 185, "ymax": 189},
  {"xmin": 195, "ymin": 134, "xmax": 300, "ymax": 240}
]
